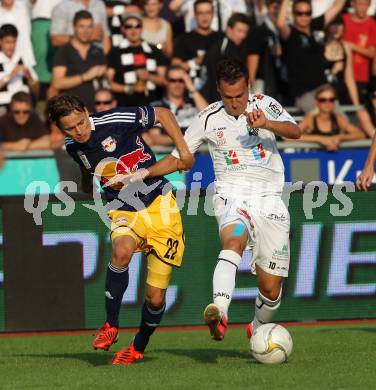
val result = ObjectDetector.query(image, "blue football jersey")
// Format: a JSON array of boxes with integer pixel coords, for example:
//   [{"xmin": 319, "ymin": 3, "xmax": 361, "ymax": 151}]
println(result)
[{"xmin": 65, "ymin": 106, "xmax": 170, "ymax": 211}]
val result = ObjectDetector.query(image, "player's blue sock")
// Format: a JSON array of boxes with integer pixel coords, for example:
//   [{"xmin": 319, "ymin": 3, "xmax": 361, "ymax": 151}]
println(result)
[
  {"xmin": 133, "ymin": 301, "xmax": 165, "ymax": 352},
  {"xmin": 105, "ymin": 263, "xmax": 129, "ymax": 328}
]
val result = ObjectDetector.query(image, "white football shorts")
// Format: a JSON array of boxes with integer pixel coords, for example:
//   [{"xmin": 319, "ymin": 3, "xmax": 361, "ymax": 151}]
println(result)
[{"xmin": 213, "ymin": 192, "xmax": 290, "ymax": 277}]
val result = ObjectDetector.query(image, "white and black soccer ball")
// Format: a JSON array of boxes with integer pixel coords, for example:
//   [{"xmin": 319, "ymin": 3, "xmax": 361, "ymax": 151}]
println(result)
[{"xmin": 250, "ymin": 323, "xmax": 293, "ymax": 364}]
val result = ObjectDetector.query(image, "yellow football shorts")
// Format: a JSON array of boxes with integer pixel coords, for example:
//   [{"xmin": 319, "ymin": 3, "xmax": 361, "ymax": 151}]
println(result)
[{"xmin": 108, "ymin": 192, "xmax": 185, "ymax": 289}]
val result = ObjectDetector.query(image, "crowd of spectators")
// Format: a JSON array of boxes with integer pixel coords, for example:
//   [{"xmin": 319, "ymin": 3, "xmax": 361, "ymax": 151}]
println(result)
[{"xmin": 0, "ymin": 0, "xmax": 375, "ymax": 153}]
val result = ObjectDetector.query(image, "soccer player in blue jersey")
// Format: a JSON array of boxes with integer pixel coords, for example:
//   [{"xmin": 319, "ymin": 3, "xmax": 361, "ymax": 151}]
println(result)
[{"xmin": 47, "ymin": 95, "xmax": 194, "ymax": 365}]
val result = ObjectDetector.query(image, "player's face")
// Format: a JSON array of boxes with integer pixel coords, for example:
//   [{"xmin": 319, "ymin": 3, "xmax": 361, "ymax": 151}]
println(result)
[
  {"xmin": 195, "ymin": 3, "xmax": 214, "ymax": 30},
  {"xmin": 0, "ymin": 36, "xmax": 16, "ymax": 58},
  {"xmin": 59, "ymin": 109, "xmax": 92, "ymax": 143},
  {"xmin": 74, "ymin": 18, "xmax": 94, "ymax": 44},
  {"xmin": 217, "ymin": 77, "xmax": 249, "ymax": 117}
]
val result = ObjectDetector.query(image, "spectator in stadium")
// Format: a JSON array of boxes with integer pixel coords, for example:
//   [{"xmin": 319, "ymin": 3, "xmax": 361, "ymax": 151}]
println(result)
[
  {"xmin": 107, "ymin": 13, "xmax": 167, "ymax": 106},
  {"xmin": 342, "ymin": 0, "xmax": 376, "ymax": 104},
  {"xmin": 94, "ymin": 87, "xmax": 117, "ymax": 112},
  {"xmin": 169, "ymin": 0, "xmax": 233, "ymax": 32},
  {"xmin": 104, "ymin": 0, "xmax": 141, "ymax": 48},
  {"xmin": 365, "ymin": 81, "xmax": 376, "ymax": 127},
  {"xmin": 277, "ymin": 0, "xmax": 346, "ymax": 112},
  {"xmin": 323, "ymin": 16, "xmax": 375, "ymax": 137},
  {"xmin": 147, "ymin": 64, "xmax": 208, "ymax": 145},
  {"xmin": 0, "ymin": 0, "xmax": 36, "ymax": 69},
  {"xmin": 0, "ymin": 24, "xmax": 39, "ymax": 113},
  {"xmin": 141, "ymin": 0, "xmax": 173, "ymax": 58},
  {"xmin": 247, "ymin": 0, "xmax": 283, "ymax": 99},
  {"xmin": 50, "ymin": 0, "xmax": 111, "ymax": 54},
  {"xmin": 0, "ymin": 91, "xmax": 50, "ymax": 150},
  {"xmin": 200, "ymin": 12, "xmax": 250, "ymax": 104},
  {"xmin": 172, "ymin": 0, "xmax": 223, "ymax": 90},
  {"xmin": 30, "ymin": 0, "xmax": 61, "ymax": 103},
  {"xmin": 297, "ymin": 84, "xmax": 365, "ymax": 151},
  {"xmin": 51, "ymin": 10, "xmax": 107, "ymax": 113}
]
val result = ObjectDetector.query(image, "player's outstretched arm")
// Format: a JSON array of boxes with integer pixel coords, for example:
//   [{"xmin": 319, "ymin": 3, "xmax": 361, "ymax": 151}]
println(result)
[
  {"xmin": 154, "ymin": 107, "xmax": 195, "ymax": 170},
  {"xmin": 357, "ymin": 132, "xmax": 376, "ymax": 191},
  {"xmin": 126, "ymin": 154, "xmax": 187, "ymax": 183}
]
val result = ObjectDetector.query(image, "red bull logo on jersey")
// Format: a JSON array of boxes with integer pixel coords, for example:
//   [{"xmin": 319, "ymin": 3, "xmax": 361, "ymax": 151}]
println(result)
[
  {"xmin": 101, "ymin": 136, "xmax": 117, "ymax": 152},
  {"xmin": 115, "ymin": 136, "xmax": 151, "ymax": 175},
  {"xmin": 96, "ymin": 136, "xmax": 151, "ymax": 190}
]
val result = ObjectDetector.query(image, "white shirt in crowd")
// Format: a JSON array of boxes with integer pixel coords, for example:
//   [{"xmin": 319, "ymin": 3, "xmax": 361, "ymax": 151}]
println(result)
[
  {"xmin": 0, "ymin": 1, "xmax": 35, "ymax": 66},
  {"xmin": 172, "ymin": 93, "xmax": 296, "ymax": 197},
  {"xmin": 0, "ymin": 51, "xmax": 38, "ymax": 105},
  {"xmin": 31, "ymin": 0, "xmax": 61, "ymax": 20}
]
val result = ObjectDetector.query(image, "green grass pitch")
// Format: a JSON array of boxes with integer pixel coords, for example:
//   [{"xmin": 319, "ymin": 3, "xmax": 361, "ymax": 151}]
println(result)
[{"xmin": 1, "ymin": 324, "xmax": 375, "ymax": 390}]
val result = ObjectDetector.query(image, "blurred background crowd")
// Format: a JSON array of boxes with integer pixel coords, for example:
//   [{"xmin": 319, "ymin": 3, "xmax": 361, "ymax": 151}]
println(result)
[{"xmin": 0, "ymin": 0, "xmax": 375, "ymax": 154}]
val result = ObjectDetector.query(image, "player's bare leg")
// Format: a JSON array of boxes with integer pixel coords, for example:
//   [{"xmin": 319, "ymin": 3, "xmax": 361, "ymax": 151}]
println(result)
[
  {"xmin": 247, "ymin": 265, "xmax": 283, "ymax": 338},
  {"xmin": 93, "ymin": 235, "xmax": 137, "ymax": 351},
  {"xmin": 204, "ymin": 223, "xmax": 248, "ymax": 340}
]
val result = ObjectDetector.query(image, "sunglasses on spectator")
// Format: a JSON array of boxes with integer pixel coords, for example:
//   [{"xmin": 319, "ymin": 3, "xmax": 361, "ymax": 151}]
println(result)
[
  {"xmin": 95, "ymin": 100, "xmax": 112, "ymax": 105},
  {"xmin": 12, "ymin": 110, "xmax": 31, "ymax": 115},
  {"xmin": 317, "ymin": 97, "xmax": 335, "ymax": 103},
  {"xmin": 124, "ymin": 24, "xmax": 142, "ymax": 30},
  {"xmin": 168, "ymin": 78, "xmax": 185, "ymax": 83},
  {"xmin": 294, "ymin": 10, "xmax": 312, "ymax": 16}
]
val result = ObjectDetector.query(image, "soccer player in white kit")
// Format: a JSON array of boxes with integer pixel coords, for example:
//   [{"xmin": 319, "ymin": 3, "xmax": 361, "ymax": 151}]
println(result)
[{"xmin": 129, "ymin": 58, "xmax": 301, "ymax": 340}]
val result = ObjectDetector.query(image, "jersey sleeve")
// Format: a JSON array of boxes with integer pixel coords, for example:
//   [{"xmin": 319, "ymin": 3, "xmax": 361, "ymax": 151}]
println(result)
[
  {"xmin": 259, "ymin": 95, "xmax": 296, "ymax": 124},
  {"xmin": 171, "ymin": 113, "xmax": 205, "ymax": 158},
  {"xmin": 135, "ymin": 106, "xmax": 156, "ymax": 130}
]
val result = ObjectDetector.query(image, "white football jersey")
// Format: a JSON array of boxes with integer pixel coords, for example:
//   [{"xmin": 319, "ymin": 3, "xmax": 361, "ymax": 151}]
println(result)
[{"xmin": 172, "ymin": 93, "xmax": 296, "ymax": 197}]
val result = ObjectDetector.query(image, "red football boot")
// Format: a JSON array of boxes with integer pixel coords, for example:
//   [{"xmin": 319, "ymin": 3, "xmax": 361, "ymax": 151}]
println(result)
[
  {"xmin": 112, "ymin": 343, "xmax": 144, "ymax": 365},
  {"xmin": 203, "ymin": 303, "xmax": 228, "ymax": 341},
  {"xmin": 246, "ymin": 322, "xmax": 254, "ymax": 339},
  {"xmin": 92, "ymin": 322, "xmax": 118, "ymax": 351}
]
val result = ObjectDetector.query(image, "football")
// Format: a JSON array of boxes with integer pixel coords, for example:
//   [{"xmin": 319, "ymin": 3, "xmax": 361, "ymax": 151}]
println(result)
[{"xmin": 250, "ymin": 323, "xmax": 293, "ymax": 364}]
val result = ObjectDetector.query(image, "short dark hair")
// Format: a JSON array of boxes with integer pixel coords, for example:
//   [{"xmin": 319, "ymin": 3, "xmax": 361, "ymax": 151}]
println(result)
[
  {"xmin": 216, "ymin": 58, "xmax": 249, "ymax": 85},
  {"xmin": 193, "ymin": 0, "xmax": 213, "ymax": 13},
  {"xmin": 0, "ymin": 24, "xmax": 18, "ymax": 39},
  {"xmin": 47, "ymin": 95, "xmax": 86, "ymax": 127},
  {"xmin": 227, "ymin": 13, "xmax": 250, "ymax": 28},
  {"xmin": 73, "ymin": 10, "xmax": 93, "ymax": 26},
  {"xmin": 11, "ymin": 91, "xmax": 32, "ymax": 106},
  {"xmin": 293, "ymin": 0, "xmax": 312, "ymax": 12}
]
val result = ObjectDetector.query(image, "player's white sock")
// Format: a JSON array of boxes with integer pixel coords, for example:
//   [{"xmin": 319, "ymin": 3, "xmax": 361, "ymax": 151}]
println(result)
[
  {"xmin": 252, "ymin": 289, "xmax": 282, "ymax": 330},
  {"xmin": 213, "ymin": 249, "xmax": 242, "ymax": 316}
]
